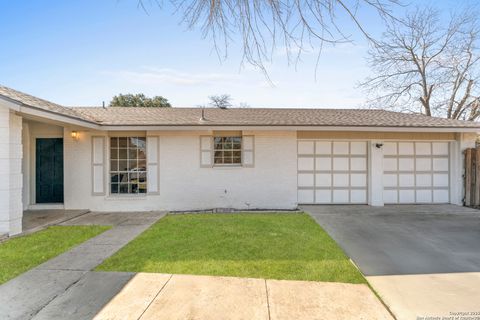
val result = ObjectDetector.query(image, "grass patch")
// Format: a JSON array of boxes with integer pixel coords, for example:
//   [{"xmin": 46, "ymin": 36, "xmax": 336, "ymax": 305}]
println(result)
[
  {"xmin": 0, "ymin": 225, "xmax": 110, "ymax": 284},
  {"xmin": 97, "ymin": 213, "xmax": 364, "ymax": 283}
]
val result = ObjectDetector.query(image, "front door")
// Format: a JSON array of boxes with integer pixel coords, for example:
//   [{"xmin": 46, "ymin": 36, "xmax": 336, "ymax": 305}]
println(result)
[{"xmin": 36, "ymin": 138, "xmax": 64, "ymax": 203}]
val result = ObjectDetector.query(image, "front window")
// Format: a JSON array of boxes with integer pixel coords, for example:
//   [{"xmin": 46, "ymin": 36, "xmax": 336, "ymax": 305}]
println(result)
[
  {"xmin": 214, "ymin": 136, "xmax": 242, "ymax": 165},
  {"xmin": 110, "ymin": 137, "xmax": 147, "ymax": 194}
]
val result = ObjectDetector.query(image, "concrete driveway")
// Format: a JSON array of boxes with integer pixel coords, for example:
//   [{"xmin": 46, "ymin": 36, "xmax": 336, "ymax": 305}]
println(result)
[{"xmin": 303, "ymin": 204, "xmax": 480, "ymax": 320}]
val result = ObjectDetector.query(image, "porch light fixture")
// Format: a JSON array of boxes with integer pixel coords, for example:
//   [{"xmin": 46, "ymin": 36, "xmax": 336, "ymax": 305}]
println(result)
[{"xmin": 71, "ymin": 131, "xmax": 79, "ymax": 140}]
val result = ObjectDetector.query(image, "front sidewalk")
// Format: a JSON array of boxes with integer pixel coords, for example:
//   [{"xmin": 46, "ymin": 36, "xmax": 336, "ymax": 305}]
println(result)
[{"xmin": 0, "ymin": 211, "xmax": 165, "ymax": 320}]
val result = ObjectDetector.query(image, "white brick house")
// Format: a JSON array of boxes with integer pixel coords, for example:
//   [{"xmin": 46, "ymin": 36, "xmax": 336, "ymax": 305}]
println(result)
[{"xmin": 1, "ymin": 85, "xmax": 479, "ymax": 236}]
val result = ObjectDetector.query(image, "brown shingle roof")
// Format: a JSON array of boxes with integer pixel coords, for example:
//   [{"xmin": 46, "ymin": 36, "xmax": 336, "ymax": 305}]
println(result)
[
  {"xmin": 1, "ymin": 84, "xmax": 479, "ymax": 128},
  {"xmin": 0, "ymin": 85, "xmax": 96, "ymax": 122},
  {"xmin": 73, "ymin": 107, "xmax": 480, "ymax": 128}
]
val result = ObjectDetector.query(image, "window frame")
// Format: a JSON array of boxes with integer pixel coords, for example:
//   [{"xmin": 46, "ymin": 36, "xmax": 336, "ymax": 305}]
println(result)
[
  {"xmin": 109, "ymin": 136, "xmax": 147, "ymax": 195},
  {"xmin": 213, "ymin": 136, "xmax": 243, "ymax": 166}
]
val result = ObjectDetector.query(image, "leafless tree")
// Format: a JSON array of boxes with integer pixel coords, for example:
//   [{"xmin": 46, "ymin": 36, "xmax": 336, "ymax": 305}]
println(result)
[
  {"xmin": 138, "ymin": 0, "xmax": 401, "ymax": 74},
  {"xmin": 361, "ymin": 7, "xmax": 480, "ymax": 121},
  {"xmin": 209, "ymin": 94, "xmax": 232, "ymax": 108}
]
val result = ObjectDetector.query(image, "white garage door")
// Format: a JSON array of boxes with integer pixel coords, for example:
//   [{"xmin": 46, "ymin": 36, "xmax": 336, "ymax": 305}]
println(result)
[
  {"xmin": 383, "ymin": 142, "xmax": 450, "ymax": 204},
  {"xmin": 297, "ymin": 141, "xmax": 368, "ymax": 204}
]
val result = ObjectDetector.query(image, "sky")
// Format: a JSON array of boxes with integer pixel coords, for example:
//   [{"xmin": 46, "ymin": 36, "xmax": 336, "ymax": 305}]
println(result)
[{"xmin": 0, "ymin": 0, "xmax": 474, "ymax": 108}]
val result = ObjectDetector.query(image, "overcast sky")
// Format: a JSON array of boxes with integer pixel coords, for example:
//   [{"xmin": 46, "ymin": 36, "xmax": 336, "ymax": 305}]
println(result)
[{"xmin": 0, "ymin": 0, "xmax": 474, "ymax": 108}]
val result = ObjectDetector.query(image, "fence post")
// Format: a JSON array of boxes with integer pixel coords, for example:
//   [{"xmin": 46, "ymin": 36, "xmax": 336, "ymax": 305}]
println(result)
[
  {"xmin": 465, "ymin": 148, "xmax": 472, "ymax": 206},
  {"xmin": 476, "ymin": 148, "xmax": 480, "ymax": 206}
]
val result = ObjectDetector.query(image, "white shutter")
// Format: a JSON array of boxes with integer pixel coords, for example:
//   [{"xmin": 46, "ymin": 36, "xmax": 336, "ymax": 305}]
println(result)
[
  {"xmin": 91, "ymin": 136, "xmax": 105, "ymax": 195},
  {"xmin": 147, "ymin": 136, "xmax": 159, "ymax": 194},
  {"xmin": 242, "ymin": 135, "xmax": 255, "ymax": 167},
  {"xmin": 200, "ymin": 136, "xmax": 213, "ymax": 167}
]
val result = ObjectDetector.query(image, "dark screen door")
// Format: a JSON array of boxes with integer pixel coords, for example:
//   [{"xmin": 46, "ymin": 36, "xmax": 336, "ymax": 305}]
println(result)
[{"xmin": 36, "ymin": 138, "xmax": 64, "ymax": 203}]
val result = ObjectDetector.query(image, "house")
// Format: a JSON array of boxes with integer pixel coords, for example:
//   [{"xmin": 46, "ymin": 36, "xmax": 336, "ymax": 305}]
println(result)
[{"xmin": 1, "ymin": 85, "xmax": 479, "ymax": 236}]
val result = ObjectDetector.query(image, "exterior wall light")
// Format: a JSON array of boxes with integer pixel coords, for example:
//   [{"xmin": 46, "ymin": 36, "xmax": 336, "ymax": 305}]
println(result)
[{"xmin": 71, "ymin": 131, "xmax": 79, "ymax": 140}]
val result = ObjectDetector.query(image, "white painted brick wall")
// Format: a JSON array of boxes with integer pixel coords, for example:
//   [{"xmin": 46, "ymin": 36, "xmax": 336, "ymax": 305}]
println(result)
[
  {"xmin": 0, "ymin": 105, "xmax": 23, "ymax": 235},
  {"xmin": 64, "ymin": 130, "xmax": 298, "ymax": 211}
]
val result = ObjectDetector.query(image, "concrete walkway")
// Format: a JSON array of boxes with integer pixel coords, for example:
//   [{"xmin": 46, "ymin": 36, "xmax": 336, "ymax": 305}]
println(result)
[
  {"xmin": 0, "ymin": 211, "xmax": 165, "ymax": 320},
  {"xmin": 2, "ymin": 270, "xmax": 392, "ymax": 320}
]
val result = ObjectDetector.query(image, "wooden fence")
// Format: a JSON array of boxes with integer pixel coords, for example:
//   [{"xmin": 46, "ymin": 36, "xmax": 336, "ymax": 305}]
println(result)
[{"xmin": 465, "ymin": 148, "xmax": 480, "ymax": 207}]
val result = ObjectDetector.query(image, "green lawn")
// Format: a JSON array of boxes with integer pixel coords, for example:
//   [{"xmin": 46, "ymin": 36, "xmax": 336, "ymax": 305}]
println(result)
[
  {"xmin": 0, "ymin": 225, "xmax": 110, "ymax": 284},
  {"xmin": 97, "ymin": 213, "xmax": 365, "ymax": 283}
]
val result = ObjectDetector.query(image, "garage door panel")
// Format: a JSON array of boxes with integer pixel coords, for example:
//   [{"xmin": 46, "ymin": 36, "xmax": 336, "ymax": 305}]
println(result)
[
  {"xmin": 383, "ymin": 142, "xmax": 397, "ymax": 155},
  {"xmin": 298, "ymin": 173, "xmax": 314, "ymax": 187},
  {"xmin": 383, "ymin": 189, "xmax": 398, "ymax": 203},
  {"xmin": 315, "ymin": 141, "xmax": 331, "ymax": 154},
  {"xmin": 315, "ymin": 173, "xmax": 331, "ymax": 187},
  {"xmin": 315, "ymin": 190, "xmax": 331, "ymax": 203},
  {"xmin": 398, "ymin": 142, "xmax": 414, "ymax": 155},
  {"xmin": 383, "ymin": 141, "xmax": 450, "ymax": 204},
  {"xmin": 416, "ymin": 158, "xmax": 431, "ymax": 171},
  {"xmin": 433, "ymin": 174, "xmax": 449, "ymax": 187},
  {"xmin": 298, "ymin": 140, "xmax": 367, "ymax": 204},
  {"xmin": 415, "ymin": 143, "xmax": 431, "ymax": 155},
  {"xmin": 298, "ymin": 141, "xmax": 314, "ymax": 154},
  {"xmin": 333, "ymin": 158, "xmax": 349, "ymax": 171},
  {"xmin": 399, "ymin": 158, "xmax": 414, "ymax": 171},
  {"xmin": 351, "ymin": 173, "xmax": 367, "ymax": 187},
  {"xmin": 298, "ymin": 157, "xmax": 314, "ymax": 171},
  {"xmin": 298, "ymin": 189, "xmax": 314, "ymax": 203},
  {"xmin": 399, "ymin": 174, "xmax": 415, "ymax": 187},
  {"xmin": 351, "ymin": 190, "xmax": 367, "ymax": 203},
  {"xmin": 399, "ymin": 189, "xmax": 415, "ymax": 203},
  {"xmin": 384, "ymin": 158, "xmax": 397, "ymax": 171},
  {"xmin": 315, "ymin": 157, "xmax": 331, "ymax": 170},
  {"xmin": 333, "ymin": 190, "xmax": 349, "ymax": 203},
  {"xmin": 333, "ymin": 174, "xmax": 349, "ymax": 187},
  {"xmin": 433, "ymin": 158, "xmax": 448, "ymax": 171},
  {"xmin": 433, "ymin": 189, "xmax": 449, "ymax": 203},
  {"xmin": 333, "ymin": 142, "xmax": 349, "ymax": 154},
  {"xmin": 416, "ymin": 190, "xmax": 432, "ymax": 203},
  {"xmin": 383, "ymin": 174, "xmax": 397, "ymax": 187},
  {"xmin": 432, "ymin": 142, "xmax": 449, "ymax": 155},
  {"xmin": 350, "ymin": 157, "xmax": 366, "ymax": 171}
]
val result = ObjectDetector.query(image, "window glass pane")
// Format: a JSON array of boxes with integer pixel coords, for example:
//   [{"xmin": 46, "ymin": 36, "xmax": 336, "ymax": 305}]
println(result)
[
  {"xmin": 119, "ymin": 148, "xmax": 128, "ymax": 159},
  {"xmin": 118, "ymin": 160, "xmax": 128, "ymax": 171},
  {"xmin": 118, "ymin": 137, "xmax": 128, "ymax": 148},
  {"xmin": 212, "ymin": 136, "xmax": 242, "ymax": 165},
  {"xmin": 110, "ymin": 137, "xmax": 118, "ymax": 148},
  {"xmin": 233, "ymin": 157, "xmax": 241, "ymax": 164},
  {"xmin": 110, "ymin": 161, "xmax": 118, "ymax": 171},
  {"xmin": 110, "ymin": 148, "xmax": 118, "ymax": 160},
  {"xmin": 138, "ymin": 149, "xmax": 146, "ymax": 160},
  {"xmin": 119, "ymin": 184, "xmax": 129, "ymax": 193},
  {"xmin": 119, "ymin": 172, "xmax": 129, "ymax": 183},
  {"xmin": 110, "ymin": 183, "xmax": 119, "ymax": 193},
  {"xmin": 128, "ymin": 160, "xmax": 138, "ymax": 170},
  {"xmin": 110, "ymin": 173, "xmax": 119, "ymax": 183},
  {"xmin": 128, "ymin": 148, "xmax": 137, "ymax": 159}
]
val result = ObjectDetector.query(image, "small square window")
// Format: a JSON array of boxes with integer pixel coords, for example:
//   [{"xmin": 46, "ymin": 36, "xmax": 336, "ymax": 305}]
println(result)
[{"xmin": 213, "ymin": 136, "xmax": 242, "ymax": 165}]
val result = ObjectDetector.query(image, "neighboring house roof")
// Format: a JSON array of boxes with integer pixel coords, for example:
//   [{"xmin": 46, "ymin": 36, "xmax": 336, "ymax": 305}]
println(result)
[{"xmin": 1, "ymin": 84, "xmax": 479, "ymax": 129}]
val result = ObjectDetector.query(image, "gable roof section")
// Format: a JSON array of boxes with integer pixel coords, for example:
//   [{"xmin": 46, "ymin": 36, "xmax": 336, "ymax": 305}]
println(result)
[
  {"xmin": 0, "ymin": 84, "xmax": 479, "ymax": 129},
  {"xmin": 0, "ymin": 85, "xmax": 96, "ymax": 123}
]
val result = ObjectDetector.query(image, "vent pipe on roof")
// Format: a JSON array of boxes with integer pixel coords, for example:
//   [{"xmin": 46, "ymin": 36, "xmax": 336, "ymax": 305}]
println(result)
[
  {"xmin": 199, "ymin": 108, "xmax": 206, "ymax": 122},
  {"xmin": 102, "ymin": 101, "xmax": 106, "ymax": 109}
]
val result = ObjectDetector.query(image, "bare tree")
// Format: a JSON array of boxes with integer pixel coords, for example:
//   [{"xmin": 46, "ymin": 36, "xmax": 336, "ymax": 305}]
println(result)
[
  {"xmin": 361, "ymin": 7, "xmax": 480, "ymax": 121},
  {"xmin": 138, "ymin": 0, "xmax": 401, "ymax": 73},
  {"xmin": 209, "ymin": 94, "xmax": 232, "ymax": 108}
]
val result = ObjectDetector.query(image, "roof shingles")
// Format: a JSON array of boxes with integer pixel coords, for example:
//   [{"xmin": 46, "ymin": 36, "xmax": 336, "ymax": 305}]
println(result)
[{"xmin": 1, "ymin": 85, "xmax": 479, "ymax": 128}]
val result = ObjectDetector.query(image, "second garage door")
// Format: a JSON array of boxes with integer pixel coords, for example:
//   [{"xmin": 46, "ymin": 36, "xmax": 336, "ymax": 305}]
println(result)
[
  {"xmin": 383, "ymin": 141, "xmax": 450, "ymax": 203},
  {"xmin": 297, "ymin": 140, "xmax": 368, "ymax": 204}
]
